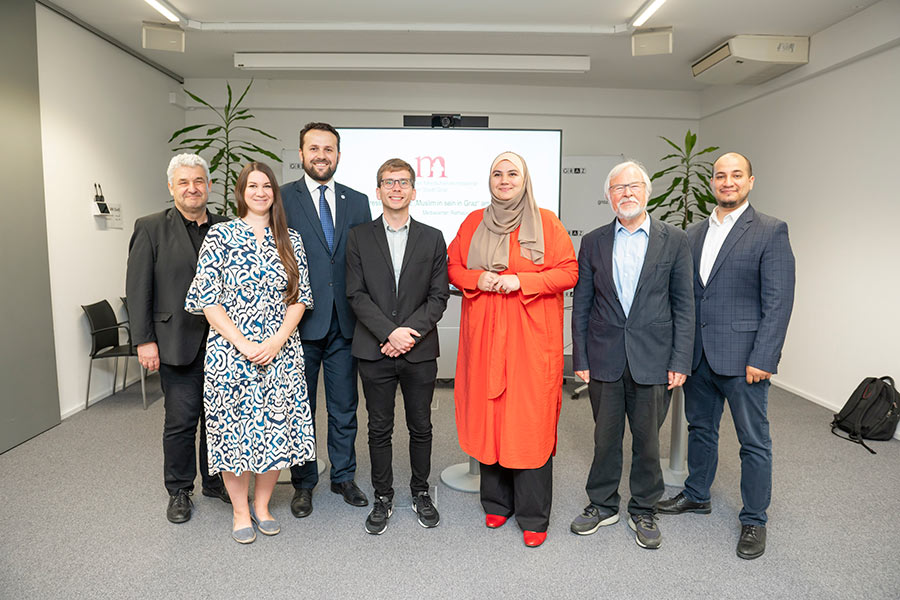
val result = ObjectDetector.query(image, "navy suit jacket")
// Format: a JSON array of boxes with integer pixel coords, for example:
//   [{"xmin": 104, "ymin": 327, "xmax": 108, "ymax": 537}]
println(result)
[
  {"xmin": 126, "ymin": 207, "xmax": 229, "ymax": 365},
  {"xmin": 572, "ymin": 216, "xmax": 695, "ymax": 385},
  {"xmin": 282, "ymin": 177, "xmax": 371, "ymax": 341},
  {"xmin": 345, "ymin": 216, "xmax": 449, "ymax": 362},
  {"xmin": 687, "ymin": 204, "xmax": 795, "ymax": 377}
]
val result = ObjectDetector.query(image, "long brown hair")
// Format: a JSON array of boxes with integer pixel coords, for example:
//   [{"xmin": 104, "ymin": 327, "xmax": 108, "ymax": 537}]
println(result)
[{"xmin": 235, "ymin": 162, "xmax": 300, "ymax": 304}]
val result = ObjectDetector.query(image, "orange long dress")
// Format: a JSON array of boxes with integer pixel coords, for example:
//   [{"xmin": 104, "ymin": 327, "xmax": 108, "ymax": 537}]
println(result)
[{"xmin": 448, "ymin": 208, "xmax": 578, "ymax": 469}]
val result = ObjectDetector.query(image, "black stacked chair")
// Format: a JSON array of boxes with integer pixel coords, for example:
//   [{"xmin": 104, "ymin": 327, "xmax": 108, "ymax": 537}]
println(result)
[{"xmin": 81, "ymin": 299, "xmax": 147, "ymax": 410}]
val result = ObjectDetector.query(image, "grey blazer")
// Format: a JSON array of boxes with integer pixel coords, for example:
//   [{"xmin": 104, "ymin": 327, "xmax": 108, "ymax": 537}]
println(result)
[
  {"xmin": 125, "ymin": 207, "xmax": 228, "ymax": 366},
  {"xmin": 345, "ymin": 216, "xmax": 449, "ymax": 363},
  {"xmin": 686, "ymin": 204, "xmax": 795, "ymax": 377},
  {"xmin": 572, "ymin": 216, "xmax": 695, "ymax": 385}
]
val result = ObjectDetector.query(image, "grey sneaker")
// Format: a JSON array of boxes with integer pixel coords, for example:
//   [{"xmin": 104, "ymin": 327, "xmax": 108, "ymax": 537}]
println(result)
[
  {"xmin": 628, "ymin": 513, "xmax": 662, "ymax": 549},
  {"xmin": 570, "ymin": 505, "xmax": 620, "ymax": 535},
  {"xmin": 365, "ymin": 496, "xmax": 393, "ymax": 535},
  {"xmin": 411, "ymin": 491, "xmax": 440, "ymax": 528}
]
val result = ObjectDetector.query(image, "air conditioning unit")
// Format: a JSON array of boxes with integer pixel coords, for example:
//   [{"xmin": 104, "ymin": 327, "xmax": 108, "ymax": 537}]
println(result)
[{"xmin": 692, "ymin": 35, "xmax": 809, "ymax": 85}]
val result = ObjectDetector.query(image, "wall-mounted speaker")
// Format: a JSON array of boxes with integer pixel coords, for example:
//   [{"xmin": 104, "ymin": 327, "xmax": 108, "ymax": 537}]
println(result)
[{"xmin": 142, "ymin": 21, "xmax": 184, "ymax": 53}]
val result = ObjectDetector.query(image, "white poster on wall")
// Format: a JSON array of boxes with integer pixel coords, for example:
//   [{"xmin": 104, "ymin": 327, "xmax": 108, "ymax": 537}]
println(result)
[{"xmin": 560, "ymin": 155, "xmax": 622, "ymax": 255}]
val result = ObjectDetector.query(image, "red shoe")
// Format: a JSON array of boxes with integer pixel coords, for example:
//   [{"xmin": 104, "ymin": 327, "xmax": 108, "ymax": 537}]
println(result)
[
  {"xmin": 523, "ymin": 530, "xmax": 547, "ymax": 547},
  {"xmin": 485, "ymin": 514, "xmax": 508, "ymax": 528}
]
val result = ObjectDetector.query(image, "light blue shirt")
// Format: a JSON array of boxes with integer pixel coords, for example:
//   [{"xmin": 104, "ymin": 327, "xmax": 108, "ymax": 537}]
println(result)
[
  {"xmin": 383, "ymin": 216, "xmax": 410, "ymax": 291},
  {"xmin": 613, "ymin": 214, "xmax": 651, "ymax": 318}
]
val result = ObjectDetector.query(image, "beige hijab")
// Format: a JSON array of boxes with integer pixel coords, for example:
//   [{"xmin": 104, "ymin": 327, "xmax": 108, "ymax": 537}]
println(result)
[{"xmin": 466, "ymin": 151, "xmax": 545, "ymax": 271}]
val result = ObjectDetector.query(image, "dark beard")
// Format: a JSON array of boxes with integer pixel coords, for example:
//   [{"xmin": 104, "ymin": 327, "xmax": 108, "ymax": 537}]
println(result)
[
  {"xmin": 303, "ymin": 161, "xmax": 336, "ymax": 183},
  {"xmin": 717, "ymin": 198, "xmax": 739, "ymax": 209}
]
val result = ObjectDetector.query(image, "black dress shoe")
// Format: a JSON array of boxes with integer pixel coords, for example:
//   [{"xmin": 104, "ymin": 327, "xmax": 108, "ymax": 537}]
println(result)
[
  {"xmin": 657, "ymin": 492, "xmax": 712, "ymax": 515},
  {"xmin": 737, "ymin": 525, "xmax": 766, "ymax": 560},
  {"xmin": 167, "ymin": 489, "xmax": 193, "ymax": 523},
  {"xmin": 291, "ymin": 488, "xmax": 313, "ymax": 518},
  {"xmin": 202, "ymin": 485, "xmax": 232, "ymax": 504},
  {"xmin": 330, "ymin": 480, "xmax": 369, "ymax": 507}
]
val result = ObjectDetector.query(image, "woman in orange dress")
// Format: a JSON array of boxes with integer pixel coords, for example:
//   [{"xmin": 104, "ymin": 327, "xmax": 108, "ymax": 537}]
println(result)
[{"xmin": 448, "ymin": 151, "xmax": 577, "ymax": 547}]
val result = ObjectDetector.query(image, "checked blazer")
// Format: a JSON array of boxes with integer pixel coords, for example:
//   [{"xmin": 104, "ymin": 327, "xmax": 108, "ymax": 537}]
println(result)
[{"xmin": 686, "ymin": 203, "xmax": 796, "ymax": 377}]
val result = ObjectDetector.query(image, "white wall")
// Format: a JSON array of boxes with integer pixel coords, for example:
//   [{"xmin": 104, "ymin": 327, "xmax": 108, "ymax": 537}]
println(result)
[
  {"xmin": 699, "ymin": 1, "xmax": 900, "ymax": 416},
  {"xmin": 37, "ymin": 6, "xmax": 183, "ymax": 418},
  {"xmin": 179, "ymin": 78, "xmax": 701, "ymax": 180}
]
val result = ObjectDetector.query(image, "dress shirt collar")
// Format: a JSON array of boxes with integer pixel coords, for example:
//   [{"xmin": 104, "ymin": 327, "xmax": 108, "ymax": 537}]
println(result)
[
  {"xmin": 304, "ymin": 176, "xmax": 334, "ymax": 197},
  {"xmin": 383, "ymin": 215, "xmax": 410, "ymax": 233},
  {"xmin": 614, "ymin": 212, "xmax": 651, "ymax": 236},
  {"xmin": 709, "ymin": 201, "xmax": 749, "ymax": 228},
  {"xmin": 177, "ymin": 208, "xmax": 211, "ymax": 227}
]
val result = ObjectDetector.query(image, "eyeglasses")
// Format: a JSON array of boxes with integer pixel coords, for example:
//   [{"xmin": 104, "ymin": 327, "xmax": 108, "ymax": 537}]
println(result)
[
  {"xmin": 608, "ymin": 181, "xmax": 646, "ymax": 195},
  {"xmin": 379, "ymin": 178, "xmax": 412, "ymax": 189}
]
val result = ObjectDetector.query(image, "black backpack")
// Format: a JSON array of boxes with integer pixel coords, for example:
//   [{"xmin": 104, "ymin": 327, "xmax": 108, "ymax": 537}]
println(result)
[{"xmin": 831, "ymin": 376, "xmax": 900, "ymax": 454}]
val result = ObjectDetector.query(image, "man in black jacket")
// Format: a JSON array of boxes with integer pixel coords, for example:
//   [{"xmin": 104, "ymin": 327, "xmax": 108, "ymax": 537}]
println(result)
[
  {"xmin": 346, "ymin": 158, "xmax": 449, "ymax": 535},
  {"xmin": 126, "ymin": 154, "xmax": 230, "ymax": 523}
]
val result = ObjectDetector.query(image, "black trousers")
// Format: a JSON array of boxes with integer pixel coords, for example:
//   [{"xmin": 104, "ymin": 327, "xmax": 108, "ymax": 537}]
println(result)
[
  {"xmin": 358, "ymin": 356, "xmax": 437, "ymax": 501},
  {"xmin": 585, "ymin": 362, "xmax": 671, "ymax": 516},
  {"xmin": 480, "ymin": 456, "xmax": 553, "ymax": 532},
  {"xmin": 158, "ymin": 349, "xmax": 220, "ymax": 494}
]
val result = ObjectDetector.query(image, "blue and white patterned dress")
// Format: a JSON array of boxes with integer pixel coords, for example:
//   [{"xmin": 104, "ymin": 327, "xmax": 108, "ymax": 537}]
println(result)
[{"xmin": 185, "ymin": 219, "xmax": 315, "ymax": 475}]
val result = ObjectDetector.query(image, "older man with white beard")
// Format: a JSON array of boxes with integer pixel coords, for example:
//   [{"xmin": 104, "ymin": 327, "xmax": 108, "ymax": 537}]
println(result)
[{"xmin": 569, "ymin": 160, "xmax": 694, "ymax": 550}]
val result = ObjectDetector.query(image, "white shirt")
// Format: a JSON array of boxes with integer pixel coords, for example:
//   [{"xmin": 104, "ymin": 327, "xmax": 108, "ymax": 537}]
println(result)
[
  {"xmin": 699, "ymin": 201, "xmax": 750, "ymax": 285},
  {"xmin": 304, "ymin": 177, "xmax": 336, "ymax": 225}
]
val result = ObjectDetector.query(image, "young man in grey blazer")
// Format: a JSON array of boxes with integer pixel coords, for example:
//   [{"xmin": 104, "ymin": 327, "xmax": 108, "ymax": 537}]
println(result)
[
  {"xmin": 570, "ymin": 160, "xmax": 695, "ymax": 550},
  {"xmin": 345, "ymin": 158, "xmax": 449, "ymax": 535},
  {"xmin": 126, "ymin": 153, "xmax": 230, "ymax": 523},
  {"xmin": 657, "ymin": 152, "xmax": 796, "ymax": 560}
]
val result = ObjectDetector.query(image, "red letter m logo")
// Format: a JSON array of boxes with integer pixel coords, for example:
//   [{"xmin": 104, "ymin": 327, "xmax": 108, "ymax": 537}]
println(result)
[{"xmin": 416, "ymin": 156, "xmax": 447, "ymax": 178}]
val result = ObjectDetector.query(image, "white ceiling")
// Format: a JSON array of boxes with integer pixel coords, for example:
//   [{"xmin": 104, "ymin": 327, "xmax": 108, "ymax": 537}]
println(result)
[{"xmin": 44, "ymin": 0, "xmax": 879, "ymax": 90}]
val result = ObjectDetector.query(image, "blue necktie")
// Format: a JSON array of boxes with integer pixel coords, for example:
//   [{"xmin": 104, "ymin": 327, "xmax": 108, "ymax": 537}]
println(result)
[{"xmin": 318, "ymin": 184, "xmax": 334, "ymax": 252}]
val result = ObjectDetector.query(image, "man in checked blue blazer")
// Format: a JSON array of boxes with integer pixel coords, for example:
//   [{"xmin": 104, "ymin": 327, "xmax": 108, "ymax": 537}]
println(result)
[
  {"xmin": 658, "ymin": 152, "xmax": 796, "ymax": 561},
  {"xmin": 281, "ymin": 122, "xmax": 372, "ymax": 516}
]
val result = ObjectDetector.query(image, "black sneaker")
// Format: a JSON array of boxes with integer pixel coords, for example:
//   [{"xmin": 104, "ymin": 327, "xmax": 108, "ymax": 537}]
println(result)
[
  {"xmin": 365, "ymin": 496, "xmax": 393, "ymax": 535},
  {"xmin": 166, "ymin": 489, "xmax": 193, "ymax": 524},
  {"xmin": 570, "ymin": 505, "xmax": 620, "ymax": 535},
  {"xmin": 411, "ymin": 491, "xmax": 440, "ymax": 528},
  {"xmin": 628, "ymin": 513, "xmax": 662, "ymax": 549}
]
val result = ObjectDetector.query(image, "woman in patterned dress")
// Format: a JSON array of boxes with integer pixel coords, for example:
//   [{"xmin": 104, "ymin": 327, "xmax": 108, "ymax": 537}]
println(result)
[{"xmin": 186, "ymin": 162, "xmax": 315, "ymax": 543}]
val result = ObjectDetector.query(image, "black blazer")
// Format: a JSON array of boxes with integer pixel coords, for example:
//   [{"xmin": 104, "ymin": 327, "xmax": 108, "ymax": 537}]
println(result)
[
  {"xmin": 571, "ymin": 216, "xmax": 695, "ymax": 385},
  {"xmin": 346, "ymin": 216, "xmax": 449, "ymax": 363},
  {"xmin": 125, "ymin": 207, "xmax": 228, "ymax": 366},
  {"xmin": 281, "ymin": 177, "xmax": 371, "ymax": 341}
]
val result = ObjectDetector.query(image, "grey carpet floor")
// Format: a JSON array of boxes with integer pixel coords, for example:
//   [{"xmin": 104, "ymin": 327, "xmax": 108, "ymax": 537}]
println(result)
[{"xmin": 1, "ymin": 374, "xmax": 897, "ymax": 599}]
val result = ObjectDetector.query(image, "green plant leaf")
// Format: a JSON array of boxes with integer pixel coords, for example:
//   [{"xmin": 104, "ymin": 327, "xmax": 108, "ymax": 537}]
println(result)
[
  {"xmin": 167, "ymin": 124, "xmax": 206, "ymax": 142},
  {"xmin": 236, "ymin": 126, "xmax": 279, "ymax": 140},
  {"xmin": 650, "ymin": 165, "xmax": 679, "ymax": 180},
  {"xmin": 205, "ymin": 126, "xmax": 222, "ymax": 135},
  {"xmin": 659, "ymin": 135, "xmax": 684, "ymax": 154},
  {"xmin": 684, "ymin": 130, "xmax": 697, "ymax": 155},
  {"xmin": 233, "ymin": 80, "xmax": 253, "ymax": 110},
  {"xmin": 695, "ymin": 145, "xmax": 719, "ymax": 156},
  {"xmin": 184, "ymin": 89, "xmax": 222, "ymax": 118},
  {"xmin": 225, "ymin": 82, "xmax": 233, "ymax": 114}
]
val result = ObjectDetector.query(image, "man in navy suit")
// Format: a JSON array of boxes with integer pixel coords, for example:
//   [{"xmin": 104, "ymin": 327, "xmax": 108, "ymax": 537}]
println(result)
[
  {"xmin": 346, "ymin": 158, "xmax": 449, "ymax": 535},
  {"xmin": 281, "ymin": 122, "xmax": 372, "ymax": 516},
  {"xmin": 657, "ymin": 152, "xmax": 796, "ymax": 560},
  {"xmin": 570, "ymin": 160, "xmax": 694, "ymax": 550}
]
